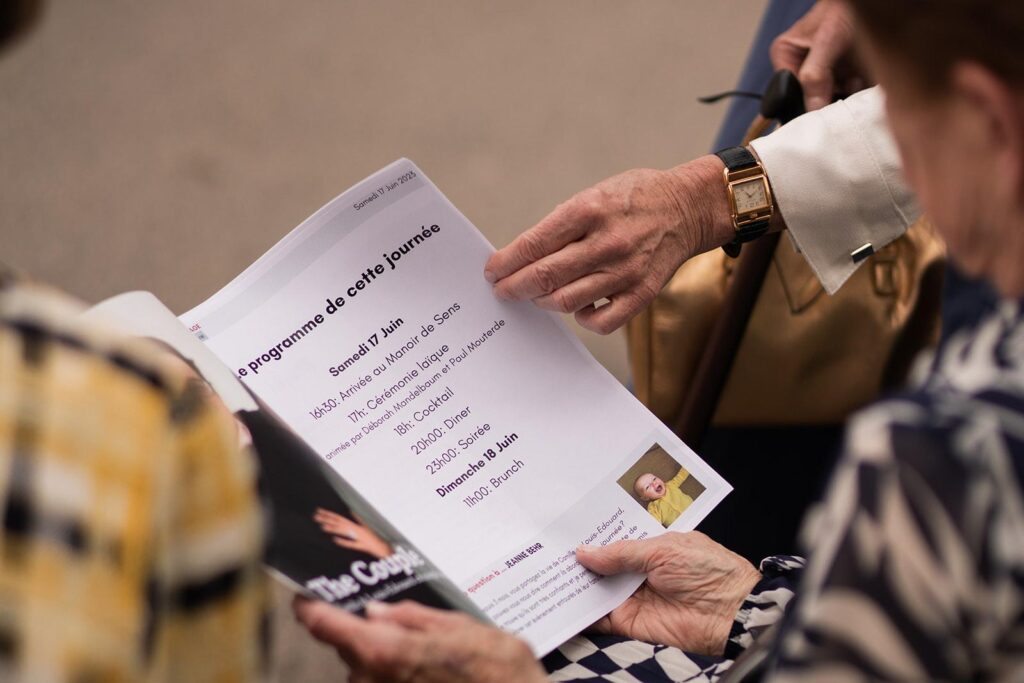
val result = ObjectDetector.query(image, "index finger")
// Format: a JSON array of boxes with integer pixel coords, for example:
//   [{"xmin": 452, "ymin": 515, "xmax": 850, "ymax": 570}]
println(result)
[
  {"xmin": 485, "ymin": 200, "xmax": 589, "ymax": 284},
  {"xmin": 367, "ymin": 600, "xmax": 465, "ymax": 631},
  {"xmin": 313, "ymin": 508, "xmax": 346, "ymax": 522},
  {"xmin": 798, "ymin": 26, "xmax": 849, "ymax": 110},
  {"xmin": 322, "ymin": 514, "xmax": 359, "ymax": 532},
  {"xmin": 769, "ymin": 36, "xmax": 808, "ymax": 75},
  {"xmin": 294, "ymin": 598, "xmax": 366, "ymax": 663}
]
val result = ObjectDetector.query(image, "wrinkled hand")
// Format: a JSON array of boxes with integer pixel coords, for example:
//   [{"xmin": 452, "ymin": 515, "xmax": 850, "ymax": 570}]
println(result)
[
  {"xmin": 294, "ymin": 599, "xmax": 547, "ymax": 683},
  {"xmin": 313, "ymin": 508, "xmax": 393, "ymax": 559},
  {"xmin": 576, "ymin": 532, "xmax": 760, "ymax": 655},
  {"xmin": 484, "ymin": 156, "xmax": 733, "ymax": 335},
  {"xmin": 770, "ymin": 0, "xmax": 864, "ymax": 111}
]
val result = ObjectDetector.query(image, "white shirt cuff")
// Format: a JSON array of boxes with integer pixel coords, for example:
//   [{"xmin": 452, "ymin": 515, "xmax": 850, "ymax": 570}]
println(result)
[{"xmin": 750, "ymin": 87, "xmax": 920, "ymax": 294}]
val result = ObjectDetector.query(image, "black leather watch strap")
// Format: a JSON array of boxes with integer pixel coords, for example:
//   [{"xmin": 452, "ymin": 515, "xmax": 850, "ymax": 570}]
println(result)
[
  {"xmin": 723, "ymin": 219, "xmax": 771, "ymax": 257},
  {"xmin": 715, "ymin": 146, "xmax": 758, "ymax": 171}
]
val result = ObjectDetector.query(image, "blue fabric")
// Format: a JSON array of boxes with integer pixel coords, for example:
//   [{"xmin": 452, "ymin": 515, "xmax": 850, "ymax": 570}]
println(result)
[
  {"xmin": 711, "ymin": 0, "xmax": 817, "ymax": 151},
  {"xmin": 939, "ymin": 261, "xmax": 999, "ymax": 344}
]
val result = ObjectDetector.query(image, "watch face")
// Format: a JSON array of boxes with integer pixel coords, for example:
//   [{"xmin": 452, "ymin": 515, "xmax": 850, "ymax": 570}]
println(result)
[{"xmin": 733, "ymin": 178, "xmax": 769, "ymax": 213}]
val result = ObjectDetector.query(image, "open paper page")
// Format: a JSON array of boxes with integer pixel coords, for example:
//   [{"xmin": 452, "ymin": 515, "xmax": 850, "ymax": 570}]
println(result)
[{"xmin": 182, "ymin": 159, "xmax": 731, "ymax": 655}]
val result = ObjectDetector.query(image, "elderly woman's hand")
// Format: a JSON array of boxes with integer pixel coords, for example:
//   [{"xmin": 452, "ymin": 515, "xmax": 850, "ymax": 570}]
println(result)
[
  {"xmin": 576, "ymin": 531, "xmax": 760, "ymax": 655},
  {"xmin": 294, "ymin": 598, "xmax": 547, "ymax": 683}
]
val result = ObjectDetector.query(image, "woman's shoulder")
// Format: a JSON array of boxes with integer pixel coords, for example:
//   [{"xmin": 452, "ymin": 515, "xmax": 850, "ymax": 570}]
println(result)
[
  {"xmin": 848, "ymin": 299, "xmax": 1024, "ymax": 463},
  {"xmin": 925, "ymin": 299, "xmax": 1024, "ymax": 399},
  {"xmin": 845, "ymin": 388, "xmax": 1022, "ymax": 499},
  {"xmin": 842, "ymin": 315, "xmax": 1024, "ymax": 534}
]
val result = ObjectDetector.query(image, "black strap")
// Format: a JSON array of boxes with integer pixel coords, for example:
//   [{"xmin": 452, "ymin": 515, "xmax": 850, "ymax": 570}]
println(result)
[
  {"xmin": 715, "ymin": 146, "xmax": 757, "ymax": 171},
  {"xmin": 725, "ymin": 220, "xmax": 771, "ymax": 256}
]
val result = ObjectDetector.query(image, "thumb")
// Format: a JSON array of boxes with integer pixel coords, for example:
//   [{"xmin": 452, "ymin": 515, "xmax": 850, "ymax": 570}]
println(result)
[
  {"xmin": 575, "ymin": 538, "xmax": 659, "ymax": 576},
  {"xmin": 294, "ymin": 597, "xmax": 415, "ymax": 666},
  {"xmin": 294, "ymin": 598, "xmax": 367, "ymax": 652},
  {"xmin": 365, "ymin": 600, "xmax": 461, "ymax": 630}
]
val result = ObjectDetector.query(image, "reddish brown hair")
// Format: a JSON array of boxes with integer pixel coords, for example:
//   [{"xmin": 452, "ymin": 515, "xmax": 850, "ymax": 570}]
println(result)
[{"xmin": 846, "ymin": 0, "xmax": 1024, "ymax": 92}]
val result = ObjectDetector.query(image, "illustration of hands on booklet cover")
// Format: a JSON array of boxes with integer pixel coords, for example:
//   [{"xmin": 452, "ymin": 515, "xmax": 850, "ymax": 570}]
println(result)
[{"xmin": 85, "ymin": 159, "xmax": 731, "ymax": 656}]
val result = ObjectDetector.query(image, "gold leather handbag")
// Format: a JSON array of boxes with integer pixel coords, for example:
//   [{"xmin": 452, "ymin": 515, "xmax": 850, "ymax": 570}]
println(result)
[{"xmin": 627, "ymin": 212, "xmax": 946, "ymax": 429}]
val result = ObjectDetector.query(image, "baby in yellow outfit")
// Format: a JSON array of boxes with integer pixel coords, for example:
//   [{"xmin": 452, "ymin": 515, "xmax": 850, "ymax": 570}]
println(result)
[{"xmin": 634, "ymin": 467, "xmax": 693, "ymax": 527}]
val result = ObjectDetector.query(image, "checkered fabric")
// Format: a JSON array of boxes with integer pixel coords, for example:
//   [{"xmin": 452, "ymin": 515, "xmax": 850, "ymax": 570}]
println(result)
[
  {"xmin": 0, "ymin": 278, "xmax": 269, "ymax": 682},
  {"xmin": 544, "ymin": 634, "xmax": 734, "ymax": 682},
  {"xmin": 543, "ymin": 556, "xmax": 803, "ymax": 682}
]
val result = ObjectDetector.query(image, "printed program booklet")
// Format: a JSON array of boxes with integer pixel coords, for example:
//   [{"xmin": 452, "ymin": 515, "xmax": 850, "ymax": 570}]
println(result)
[{"xmin": 87, "ymin": 159, "xmax": 731, "ymax": 656}]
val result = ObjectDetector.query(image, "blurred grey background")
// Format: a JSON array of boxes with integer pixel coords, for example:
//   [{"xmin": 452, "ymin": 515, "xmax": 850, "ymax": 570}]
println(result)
[{"xmin": 0, "ymin": 1, "xmax": 763, "ymax": 679}]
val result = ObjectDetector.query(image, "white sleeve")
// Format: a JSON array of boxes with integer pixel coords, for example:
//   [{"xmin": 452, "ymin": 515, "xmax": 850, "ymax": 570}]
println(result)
[{"xmin": 749, "ymin": 86, "xmax": 920, "ymax": 294}]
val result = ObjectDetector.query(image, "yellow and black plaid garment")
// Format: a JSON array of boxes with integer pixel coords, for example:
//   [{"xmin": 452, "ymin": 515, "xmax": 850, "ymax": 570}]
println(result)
[{"xmin": 0, "ymin": 279, "xmax": 268, "ymax": 682}]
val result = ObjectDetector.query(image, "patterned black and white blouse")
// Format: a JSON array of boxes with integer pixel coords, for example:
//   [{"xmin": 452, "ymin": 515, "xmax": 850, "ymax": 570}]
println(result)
[{"xmin": 545, "ymin": 300, "xmax": 1024, "ymax": 682}]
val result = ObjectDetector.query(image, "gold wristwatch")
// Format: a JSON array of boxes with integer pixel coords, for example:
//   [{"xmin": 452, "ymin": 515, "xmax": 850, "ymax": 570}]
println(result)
[{"xmin": 715, "ymin": 146, "xmax": 774, "ymax": 257}]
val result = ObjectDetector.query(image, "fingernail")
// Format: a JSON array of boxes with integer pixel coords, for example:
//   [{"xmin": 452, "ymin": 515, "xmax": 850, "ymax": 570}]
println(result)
[
  {"xmin": 575, "ymin": 544, "xmax": 590, "ymax": 554},
  {"xmin": 365, "ymin": 601, "xmax": 391, "ymax": 618},
  {"xmin": 484, "ymin": 269, "xmax": 496, "ymax": 284}
]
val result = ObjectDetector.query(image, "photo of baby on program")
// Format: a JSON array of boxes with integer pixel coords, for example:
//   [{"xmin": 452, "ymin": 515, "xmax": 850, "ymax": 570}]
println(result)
[{"xmin": 617, "ymin": 444, "xmax": 705, "ymax": 528}]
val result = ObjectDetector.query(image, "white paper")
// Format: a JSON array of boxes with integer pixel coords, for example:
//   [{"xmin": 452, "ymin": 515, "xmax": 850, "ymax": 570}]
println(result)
[
  {"xmin": 180, "ymin": 159, "xmax": 731, "ymax": 655},
  {"xmin": 86, "ymin": 291, "xmax": 258, "ymax": 412}
]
